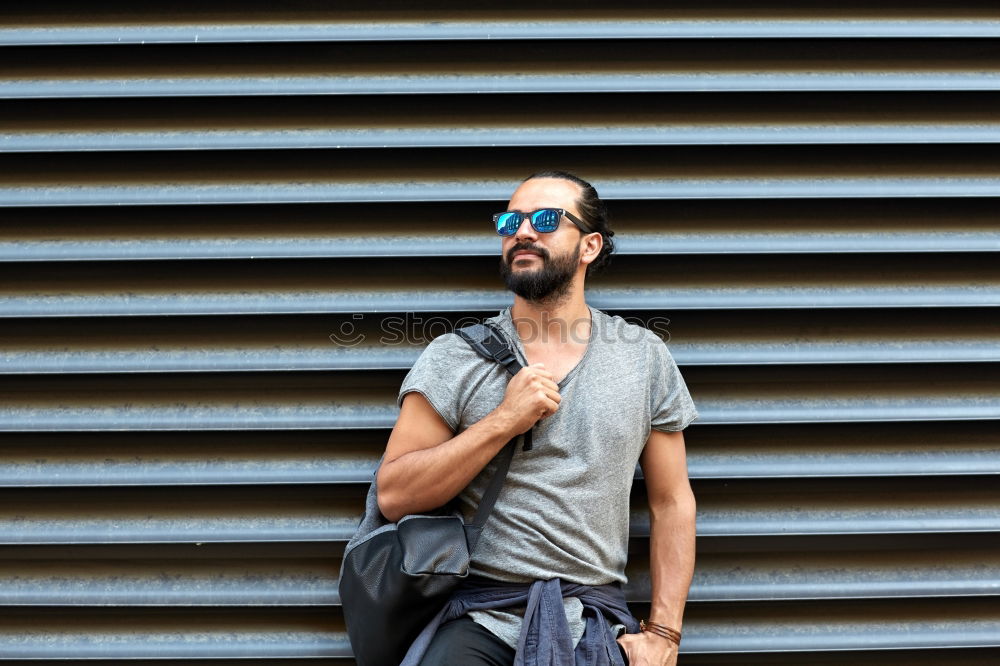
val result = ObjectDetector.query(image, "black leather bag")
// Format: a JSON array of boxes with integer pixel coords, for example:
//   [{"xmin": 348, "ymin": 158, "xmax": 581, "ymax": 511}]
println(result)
[{"xmin": 339, "ymin": 323, "xmax": 526, "ymax": 666}]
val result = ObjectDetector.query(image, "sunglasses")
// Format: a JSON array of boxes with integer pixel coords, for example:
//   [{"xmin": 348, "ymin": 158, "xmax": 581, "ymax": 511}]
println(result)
[{"xmin": 493, "ymin": 208, "xmax": 590, "ymax": 236}]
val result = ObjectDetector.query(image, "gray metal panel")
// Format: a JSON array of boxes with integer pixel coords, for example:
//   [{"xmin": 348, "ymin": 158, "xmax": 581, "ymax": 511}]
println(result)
[
  {"xmin": 684, "ymin": 422, "xmax": 1000, "ymax": 479},
  {"xmin": 0, "ymin": 486, "xmax": 358, "ymax": 545},
  {"xmin": 0, "ymin": 558, "xmax": 341, "ymax": 605},
  {"xmin": 2, "ymin": 254, "xmax": 1000, "ymax": 316},
  {"xmin": 1, "ymin": 198, "xmax": 998, "ymax": 261},
  {"xmin": 643, "ymin": 477, "xmax": 1000, "ymax": 537},
  {"xmin": 656, "ymin": 549, "xmax": 1000, "ymax": 602},
  {"xmin": 4, "ymin": 174, "xmax": 1000, "ymax": 205},
  {"xmin": 3, "ymin": 546, "xmax": 1000, "ymax": 608},
  {"xmin": 0, "ymin": 3, "xmax": 998, "ymax": 662},
  {"xmin": 1, "ymin": 364, "xmax": 999, "ymax": 432},
  {"xmin": 678, "ymin": 598, "xmax": 1000, "ymax": 654},
  {"xmin": 3, "ymin": 40, "xmax": 1000, "ymax": 98},
  {"xmin": 2, "ymin": 420, "xmax": 998, "ymax": 488},
  {"xmin": 3, "ymin": 95, "xmax": 1000, "ymax": 153},
  {"xmin": 4, "ymin": 144, "xmax": 1000, "ymax": 206},
  {"xmin": 3, "ymin": 600, "xmax": 1000, "ymax": 658},
  {"xmin": 4, "ymin": 13, "xmax": 1000, "ymax": 45},
  {"xmin": 679, "ymin": 649, "xmax": 1000, "ymax": 665},
  {"xmin": 1, "ymin": 310, "xmax": 999, "ymax": 374},
  {"xmin": 8, "ymin": 119, "xmax": 1000, "ymax": 152},
  {"xmin": 0, "ymin": 609, "xmax": 347, "ymax": 659},
  {"xmin": 0, "ymin": 476, "xmax": 996, "ymax": 546},
  {"xmin": 0, "ymin": 430, "xmax": 384, "ymax": 487}
]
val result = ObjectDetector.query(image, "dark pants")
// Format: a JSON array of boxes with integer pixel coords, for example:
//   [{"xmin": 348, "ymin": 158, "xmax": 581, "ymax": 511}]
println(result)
[{"xmin": 418, "ymin": 616, "xmax": 515, "ymax": 666}]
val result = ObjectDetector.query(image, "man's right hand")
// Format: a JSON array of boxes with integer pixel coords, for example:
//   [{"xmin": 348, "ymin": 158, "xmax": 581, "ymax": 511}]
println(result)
[{"xmin": 493, "ymin": 363, "xmax": 561, "ymax": 435}]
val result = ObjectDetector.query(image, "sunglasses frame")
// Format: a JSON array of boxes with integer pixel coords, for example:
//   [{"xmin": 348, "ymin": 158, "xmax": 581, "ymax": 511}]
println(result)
[{"xmin": 492, "ymin": 208, "xmax": 591, "ymax": 236}]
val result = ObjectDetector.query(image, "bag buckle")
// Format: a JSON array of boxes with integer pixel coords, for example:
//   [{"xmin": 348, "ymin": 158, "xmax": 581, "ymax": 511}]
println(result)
[{"xmin": 489, "ymin": 348, "xmax": 516, "ymax": 366}]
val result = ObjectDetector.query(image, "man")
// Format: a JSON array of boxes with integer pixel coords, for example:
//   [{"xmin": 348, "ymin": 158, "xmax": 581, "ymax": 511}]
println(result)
[{"xmin": 376, "ymin": 171, "xmax": 697, "ymax": 665}]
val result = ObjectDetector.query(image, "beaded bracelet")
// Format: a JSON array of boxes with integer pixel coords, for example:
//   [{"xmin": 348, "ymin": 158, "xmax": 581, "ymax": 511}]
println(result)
[{"xmin": 640, "ymin": 619, "xmax": 682, "ymax": 647}]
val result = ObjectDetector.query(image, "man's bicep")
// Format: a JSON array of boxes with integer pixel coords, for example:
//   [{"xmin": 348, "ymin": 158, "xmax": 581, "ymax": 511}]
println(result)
[
  {"xmin": 639, "ymin": 429, "xmax": 693, "ymax": 505},
  {"xmin": 383, "ymin": 391, "xmax": 455, "ymax": 464}
]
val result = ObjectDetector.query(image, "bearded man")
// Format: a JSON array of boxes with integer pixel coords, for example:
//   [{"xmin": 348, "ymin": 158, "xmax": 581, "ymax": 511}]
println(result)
[{"xmin": 375, "ymin": 171, "xmax": 698, "ymax": 666}]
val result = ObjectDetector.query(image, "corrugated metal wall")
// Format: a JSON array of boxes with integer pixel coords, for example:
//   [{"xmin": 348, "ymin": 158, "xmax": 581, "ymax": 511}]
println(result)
[{"xmin": 2, "ymin": 2, "xmax": 999, "ymax": 663}]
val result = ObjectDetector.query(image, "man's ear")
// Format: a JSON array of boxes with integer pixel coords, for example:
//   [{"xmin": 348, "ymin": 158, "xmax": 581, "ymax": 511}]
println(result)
[{"xmin": 580, "ymin": 232, "xmax": 603, "ymax": 266}]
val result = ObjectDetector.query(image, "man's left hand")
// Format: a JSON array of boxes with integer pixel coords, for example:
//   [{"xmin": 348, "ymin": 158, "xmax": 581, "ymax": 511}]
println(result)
[{"xmin": 617, "ymin": 631, "xmax": 678, "ymax": 666}]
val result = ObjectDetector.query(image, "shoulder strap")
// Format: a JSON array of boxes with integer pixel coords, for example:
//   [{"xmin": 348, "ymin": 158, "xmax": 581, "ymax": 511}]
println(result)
[
  {"xmin": 455, "ymin": 322, "xmax": 533, "ymax": 453},
  {"xmin": 455, "ymin": 322, "xmax": 522, "ymax": 376},
  {"xmin": 454, "ymin": 322, "xmax": 531, "ymax": 552},
  {"xmin": 463, "ymin": 438, "xmax": 515, "ymax": 552}
]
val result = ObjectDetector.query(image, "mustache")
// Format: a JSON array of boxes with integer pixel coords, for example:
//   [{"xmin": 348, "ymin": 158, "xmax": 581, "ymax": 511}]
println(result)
[{"xmin": 505, "ymin": 242, "xmax": 549, "ymax": 264}]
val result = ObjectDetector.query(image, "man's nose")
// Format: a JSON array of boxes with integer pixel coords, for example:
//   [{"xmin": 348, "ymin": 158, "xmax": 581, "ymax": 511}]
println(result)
[{"xmin": 514, "ymin": 216, "xmax": 538, "ymax": 241}]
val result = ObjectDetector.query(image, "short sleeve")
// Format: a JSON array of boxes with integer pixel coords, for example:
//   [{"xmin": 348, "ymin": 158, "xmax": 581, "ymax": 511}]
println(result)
[
  {"xmin": 648, "ymin": 334, "xmax": 698, "ymax": 432},
  {"xmin": 397, "ymin": 333, "xmax": 492, "ymax": 432}
]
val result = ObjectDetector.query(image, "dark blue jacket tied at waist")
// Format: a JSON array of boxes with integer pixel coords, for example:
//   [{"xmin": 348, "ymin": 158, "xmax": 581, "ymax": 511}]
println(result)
[{"xmin": 400, "ymin": 577, "xmax": 640, "ymax": 666}]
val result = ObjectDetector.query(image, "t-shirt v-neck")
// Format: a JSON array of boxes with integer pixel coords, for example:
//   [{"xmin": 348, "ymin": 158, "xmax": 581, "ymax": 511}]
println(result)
[{"xmin": 494, "ymin": 305, "xmax": 597, "ymax": 389}]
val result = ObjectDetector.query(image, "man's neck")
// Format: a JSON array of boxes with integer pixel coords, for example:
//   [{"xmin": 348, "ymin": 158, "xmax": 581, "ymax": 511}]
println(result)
[{"xmin": 510, "ymin": 289, "xmax": 592, "ymax": 348}]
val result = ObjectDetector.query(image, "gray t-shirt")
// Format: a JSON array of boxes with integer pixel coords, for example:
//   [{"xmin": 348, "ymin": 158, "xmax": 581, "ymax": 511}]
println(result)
[{"xmin": 397, "ymin": 305, "xmax": 698, "ymax": 646}]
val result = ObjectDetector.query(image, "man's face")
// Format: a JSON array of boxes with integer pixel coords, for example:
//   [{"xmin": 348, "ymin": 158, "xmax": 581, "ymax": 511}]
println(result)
[{"xmin": 498, "ymin": 177, "xmax": 586, "ymax": 303}]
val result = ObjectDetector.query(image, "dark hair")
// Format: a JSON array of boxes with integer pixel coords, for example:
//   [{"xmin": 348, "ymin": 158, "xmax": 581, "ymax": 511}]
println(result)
[{"xmin": 522, "ymin": 170, "xmax": 615, "ymax": 275}]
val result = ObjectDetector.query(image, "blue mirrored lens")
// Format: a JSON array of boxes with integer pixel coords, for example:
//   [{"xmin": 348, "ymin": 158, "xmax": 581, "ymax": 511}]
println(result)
[
  {"xmin": 496, "ymin": 212, "xmax": 522, "ymax": 236},
  {"xmin": 531, "ymin": 209, "xmax": 560, "ymax": 232}
]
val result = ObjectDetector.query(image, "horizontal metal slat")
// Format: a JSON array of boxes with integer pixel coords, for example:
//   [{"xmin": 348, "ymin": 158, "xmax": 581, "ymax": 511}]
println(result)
[
  {"xmin": 2, "ymin": 599, "xmax": 999, "ymax": 658},
  {"xmin": 2, "ymin": 253, "xmax": 1000, "ymax": 317},
  {"xmin": 1, "ymin": 364, "xmax": 998, "ymax": 431},
  {"xmin": 679, "ymin": 597, "xmax": 1000, "ymax": 653},
  {"xmin": 686, "ymin": 421, "xmax": 1000, "ymax": 479},
  {"xmin": 0, "ymin": 558, "xmax": 339, "ymax": 606},
  {"xmin": 0, "ymin": 313, "xmax": 430, "ymax": 373},
  {"xmin": 0, "ymin": 199, "xmax": 1000, "ymax": 260},
  {"xmin": 679, "ymin": 648, "xmax": 1000, "ymax": 665},
  {"xmin": 1, "ymin": 546, "xmax": 997, "ymax": 607},
  {"xmin": 2, "ymin": 309, "xmax": 998, "ymax": 374},
  {"xmin": 637, "ymin": 476, "xmax": 1000, "ymax": 538},
  {"xmin": 650, "ymin": 309, "xmax": 1000, "ymax": 365},
  {"xmin": 2, "ymin": 225, "xmax": 996, "ymax": 259},
  {"xmin": 0, "ymin": 377, "xmax": 394, "ymax": 433},
  {"xmin": 0, "ymin": 486, "xmax": 357, "ymax": 545},
  {"xmin": 0, "ymin": 541, "xmax": 342, "ymax": 565},
  {"xmin": 0, "ymin": 609, "xmax": 346, "ymax": 659},
  {"xmin": 2, "ymin": 197, "xmax": 999, "ymax": 260},
  {"xmin": 635, "ymin": 547, "xmax": 1000, "ymax": 602},
  {"xmin": 4, "ymin": 93, "xmax": 1000, "ymax": 153},
  {"xmin": 3, "ymin": 40, "xmax": 1000, "ymax": 99},
  {"xmin": 681, "ymin": 648, "xmax": 1000, "ymax": 665},
  {"xmin": 11, "ymin": 115, "xmax": 1000, "ymax": 152},
  {"xmin": 0, "ymin": 476, "xmax": 996, "ymax": 545},
  {"xmin": 2, "ymin": 421, "xmax": 998, "ymax": 488},
  {"xmin": 7, "ymin": 173, "xmax": 999, "ymax": 205},
  {"xmin": 689, "ymin": 363, "xmax": 1000, "ymax": 424},
  {"xmin": 4, "ymin": 144, "xmax": 1000, "ymax": 206},
  {"xmin": 0, "ymin": 430, "xmax": 382, "ymax": 487},
  {"xmin": 4, "ymin": 12, "xmax": 1000, "ymax": 45}
]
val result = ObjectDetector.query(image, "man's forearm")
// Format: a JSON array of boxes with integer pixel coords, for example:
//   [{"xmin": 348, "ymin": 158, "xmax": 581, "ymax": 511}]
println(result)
[
  {"xmin": 647, "ymin": 488, "xmax": 697, "ymax": 630},
  {"xmin": 376, "ymin": 409, "xmax": 516, "ymax": 521}
]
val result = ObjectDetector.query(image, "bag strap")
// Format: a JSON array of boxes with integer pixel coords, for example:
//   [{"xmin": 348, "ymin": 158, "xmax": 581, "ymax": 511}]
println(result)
[
  {"xmin": 454, "ymin": 322, "xmax": 530, "ymax": 552},
  {"xmin": 454, "ymin": 323, "xmax": 533, "ymax": 453},
  {"xmin": 463, "ymin": 437, "xmax": 515, "ymax": 552},
  {"xmin": 455, "ymin": 322, "xmax": 522, "ymax": 377}
]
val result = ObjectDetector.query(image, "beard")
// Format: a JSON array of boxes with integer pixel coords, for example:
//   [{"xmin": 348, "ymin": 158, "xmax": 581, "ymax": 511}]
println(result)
[{"xmin": 499, "ymin": 241, "xmax": 580, "ymax": 303}]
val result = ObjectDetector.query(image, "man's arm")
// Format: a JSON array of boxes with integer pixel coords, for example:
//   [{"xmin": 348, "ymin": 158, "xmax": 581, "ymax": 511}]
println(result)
[
  {"xmin": 618, "ymin": 429, "xmax": 696, "ymax": 666},
  {"xmin": 376, "ymin": 363, "xmax": 560, "ymax": 522}
]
